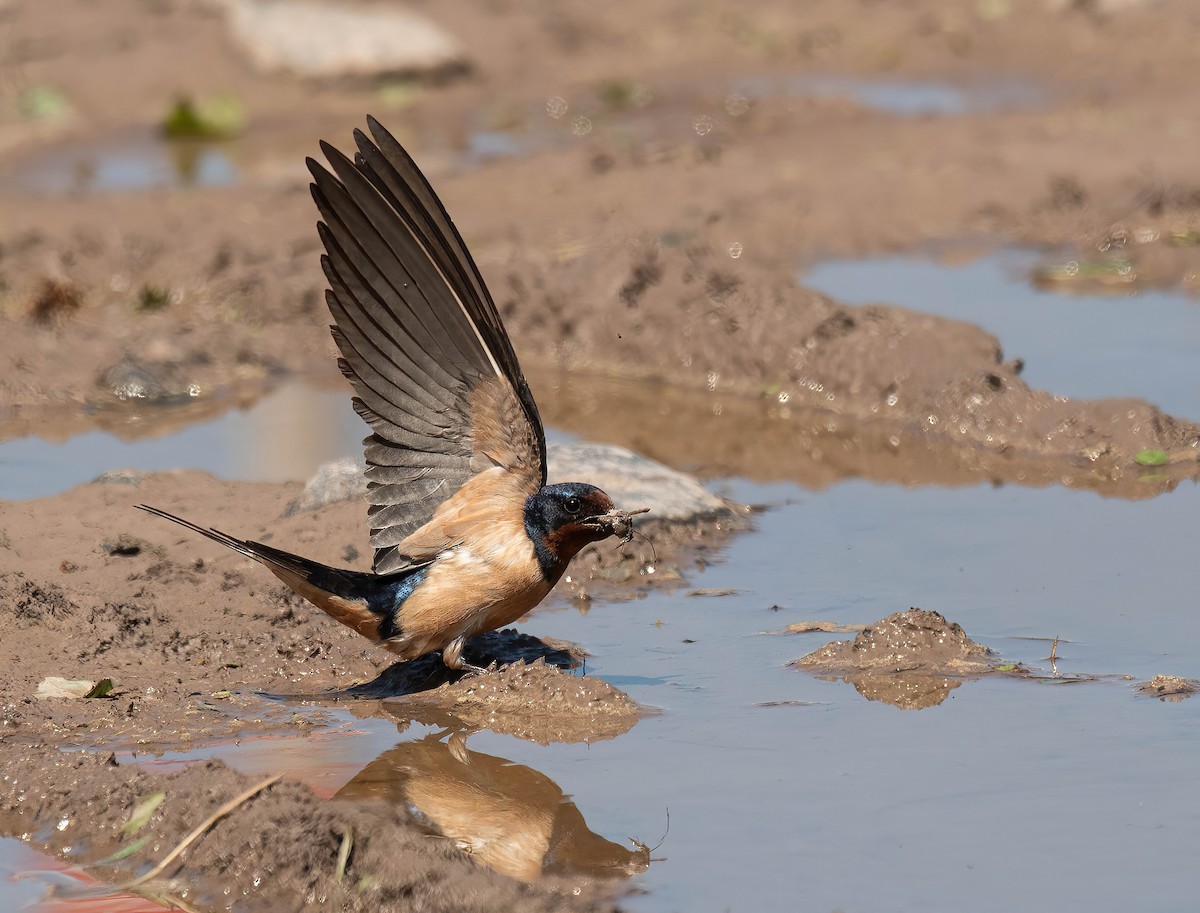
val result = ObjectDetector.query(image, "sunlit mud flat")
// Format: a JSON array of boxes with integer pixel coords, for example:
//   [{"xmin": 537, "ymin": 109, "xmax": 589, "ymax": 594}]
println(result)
[{"xmin": 803, "ymin": 249, "xmax": 1200, "ymax": 421}]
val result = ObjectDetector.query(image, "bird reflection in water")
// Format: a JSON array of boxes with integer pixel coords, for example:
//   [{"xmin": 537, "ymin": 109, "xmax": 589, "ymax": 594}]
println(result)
[{"xmin": 335, "ymin": 730, "xmax": 653, "ymax": 884}]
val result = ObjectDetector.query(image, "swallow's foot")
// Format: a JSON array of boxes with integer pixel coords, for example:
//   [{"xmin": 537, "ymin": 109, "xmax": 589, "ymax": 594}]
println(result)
[
  {"xmin": 441, "ymin": 635, "xmax": 496, "ymax": 677},
  {"xmin": 456, "ymin": 660, "xmax": 492, "ymax": 677}
]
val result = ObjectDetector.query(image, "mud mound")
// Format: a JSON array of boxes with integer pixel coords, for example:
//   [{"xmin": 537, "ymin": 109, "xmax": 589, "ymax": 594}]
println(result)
[
  {"xmin": 1137, "ymin": 674, "xmax": 1197, "ymax": 702},
  {"xmin": 793, "ymin": 608, "xmax": 1000, "ymax": 710},
  {"xmin": 381, "ymin": 659, "xmax": 644, "ymax": 745}
]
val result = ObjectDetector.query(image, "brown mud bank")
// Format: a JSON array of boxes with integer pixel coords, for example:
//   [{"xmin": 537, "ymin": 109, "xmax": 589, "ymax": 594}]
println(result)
[
  {"xmin": 3, "ymin": 229, "xmax": 1197, "ymax": 496},
  {"xmin": 5, "ymin": 0, "xmax": 1200, "ymax": 493},
  {"xmin": 0, "ymin": 458, "xmax": 720, "ymax": 907},
  {"xmin": 0, "ymin": 463, "xmax": 734, "ymax": 751},
  {"xmin": 0, "ymin": 749, "xmax": 626, "ymax": 912}
]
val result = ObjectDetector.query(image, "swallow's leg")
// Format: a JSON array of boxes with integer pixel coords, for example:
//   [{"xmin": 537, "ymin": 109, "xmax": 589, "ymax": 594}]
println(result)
[{"xmin": 442, "ymin": 635, "xmax": 489, "ymax": 676}]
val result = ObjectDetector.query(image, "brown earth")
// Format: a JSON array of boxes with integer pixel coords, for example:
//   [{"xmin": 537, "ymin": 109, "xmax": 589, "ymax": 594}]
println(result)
[
  {"xmin": 0, "ymin": 469, "xmax": 704, "ymax": 909},
  {"xmin": 4, "ymin": 0, "xmax": 1200, "ymax": 908}
]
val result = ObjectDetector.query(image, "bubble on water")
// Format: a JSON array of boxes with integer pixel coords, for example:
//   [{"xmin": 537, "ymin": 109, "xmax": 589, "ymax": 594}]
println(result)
[
  {"xmin": 692, "ymin": 114, "xmax": 714, "ymax": 136},
  {"xmin": 632, "ymin": 85, "xmax": 654, "ymax": 107},
  {"xmin": 707, "ymin": 371, "xmax": 720, "ymax": 391},
  {"xmin": 888, "ymin": 435, "xmax": 901, "ymax": 448},
  {"xmin": 1135, "ymin": 227, "xmax": 1159, "ymax": 244},
  {"xmin": 926, "ymin": 414, "xmax": 939, "ymax": 425},
  {"xmin": 777, "ymin": 391, "xmax": 789, "ymax": 403},
  {"xmin": 56, "ymin": 817, "xmax": 70, "ymax": 831},
  {"xmin": 188, "ymin": 383, "xmax": 201, "ymax": 397},
  {"xmin": 728, "ymin": 241, "xmax": 743, "ymax": 259},
  {"xmin": 571, "ymin": 116, "xmax": 592, "ymax": 136},
  {"xmin": 252, "ymin": 874, "xmax": 262, "ymax": 888},
  {"xmin": 886, "ymin": 392, "xmax": 898, "ymax": 406},
  {"xmin": 546, "ymin": 96, "xmax": 568, "ymax": 119}
]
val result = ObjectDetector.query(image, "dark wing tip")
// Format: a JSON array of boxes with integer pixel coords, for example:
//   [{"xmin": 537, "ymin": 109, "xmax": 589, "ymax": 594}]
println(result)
[{"xmin": 305, "ymin": 155, "xmax": 329, "ymax": 183}]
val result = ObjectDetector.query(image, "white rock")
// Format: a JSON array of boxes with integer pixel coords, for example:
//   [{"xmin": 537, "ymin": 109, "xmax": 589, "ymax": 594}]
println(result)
[{"xmin": 224, "ymin": 0, "xmax": 467, "ymax": 80}]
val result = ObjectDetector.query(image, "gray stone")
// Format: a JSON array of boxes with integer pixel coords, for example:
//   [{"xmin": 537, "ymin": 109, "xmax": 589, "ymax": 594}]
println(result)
[
  {"xmin": 283, "ymin": 455, "xmax": 366, "ymax": 516},
  {"xmin": 547, "ymin": 442, "xmax": 729, "ymax": 522},
  {"xmin": 285, "ymin": 443, "xmax": 729, "ymax": 523},
  {"xmin": 223, "ymin": 0, "xmax": 468, "ymax": 80}
]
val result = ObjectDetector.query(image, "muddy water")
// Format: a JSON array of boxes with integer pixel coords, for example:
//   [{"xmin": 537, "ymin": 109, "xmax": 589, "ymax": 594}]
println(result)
[
  {"xmin": 803, "ymin": 249, "xmax": 1200, "ymax": 421},
  {"xmin": 110, "ymin": 474, "xmax": 1200, "ymax": 911},
  {"xmin": 0, "ymin": 385, "xmax": 362, "ymax": 500}
]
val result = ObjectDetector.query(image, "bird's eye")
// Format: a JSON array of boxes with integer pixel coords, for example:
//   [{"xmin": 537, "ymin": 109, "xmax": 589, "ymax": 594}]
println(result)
[{"xmin": 564, "ymin": 496, "xmax": 583, "ymax": 514}]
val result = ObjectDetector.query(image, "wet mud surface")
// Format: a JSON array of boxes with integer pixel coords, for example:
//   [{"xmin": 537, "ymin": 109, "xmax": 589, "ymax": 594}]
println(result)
[
  {"xmin": 0, "ymin": 750, "xmax": 623, "ymax": 912},
  {"xmin": 3, "ymin": 0, "xmax": 1200, "ymax": 909}
]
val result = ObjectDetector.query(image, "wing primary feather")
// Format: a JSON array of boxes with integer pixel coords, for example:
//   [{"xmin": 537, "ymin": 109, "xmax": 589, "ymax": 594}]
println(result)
[
  {"xmin": 352, "ymin": 119, "xmax": 547, "ymax": 485},
  {"xmin": 359, "ymin": 119, "xmax": 510, "ymax": 361},
  {"xmin": 314, "ymin": 149, "xmax": 489, "ymax": 375},
  {"xmin": 311, "ymin": 171, "xmax": 477, "ymax": 377}
]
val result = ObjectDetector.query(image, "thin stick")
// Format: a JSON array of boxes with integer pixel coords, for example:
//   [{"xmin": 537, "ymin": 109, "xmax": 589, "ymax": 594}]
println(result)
[{"xmin": 123, "ymin": 773, "xmax": 283, "ymax": 889}]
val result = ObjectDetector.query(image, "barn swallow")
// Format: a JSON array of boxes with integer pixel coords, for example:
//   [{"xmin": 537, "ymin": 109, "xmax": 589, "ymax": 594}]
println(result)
[{"xmin": 138, "ymin": 116, "xmax": 646, "ymax": 673}]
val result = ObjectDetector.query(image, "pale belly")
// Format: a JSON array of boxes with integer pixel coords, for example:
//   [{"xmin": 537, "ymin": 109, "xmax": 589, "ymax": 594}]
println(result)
[{"xmin": 386, "ymin": 536, "xmax": 554, "ymax": 660}]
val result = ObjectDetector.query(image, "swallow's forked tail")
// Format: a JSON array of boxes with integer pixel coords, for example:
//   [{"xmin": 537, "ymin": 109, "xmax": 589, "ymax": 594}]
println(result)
[{"xmin": 134, "ymin": 504, "xmax": 404, "ymax": 644}]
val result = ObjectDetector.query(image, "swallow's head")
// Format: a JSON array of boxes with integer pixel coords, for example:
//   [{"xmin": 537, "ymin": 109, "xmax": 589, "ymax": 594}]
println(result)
[{"xmin": 524, "ymin": 482, "xmax": 646, "ymax": 577}]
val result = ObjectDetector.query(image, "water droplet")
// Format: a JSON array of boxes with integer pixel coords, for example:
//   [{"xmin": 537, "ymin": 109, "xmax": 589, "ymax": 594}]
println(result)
[{"xmin": 724, "ymin": 93, "xmax": 750, "ymax": 116}]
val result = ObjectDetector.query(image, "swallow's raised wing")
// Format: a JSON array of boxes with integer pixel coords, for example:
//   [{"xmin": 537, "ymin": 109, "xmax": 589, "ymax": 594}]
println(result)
[{"xmin": 308, "ymin": 117, "xmax": 546, "ymax": 575}]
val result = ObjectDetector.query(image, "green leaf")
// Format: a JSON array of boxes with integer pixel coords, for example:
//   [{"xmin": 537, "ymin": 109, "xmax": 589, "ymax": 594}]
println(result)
[
  {"xmin": 18, "ymin": 86, "xmax": 71, "ymax": 121},
  {"xmin": 84, "ymin": 678, "xmax": 115, "ymax": 698},
  {"xmin": 1135, "ymin": 449, "xmax": 1168, "ymax": 466},
  {"xmin": 97, "ymin": 835, "xmax": 150, "ymax": 864},
  {"xmin": 335, "ymin": 828, "xmax": 354, "ymax": 883},
  {"xmin": 162, "ymin": 94, "xmax": 247, "ymax": 139},
  {"xmin": 120, "ymin": 791, "xmax": 166, "ymax": 837}
]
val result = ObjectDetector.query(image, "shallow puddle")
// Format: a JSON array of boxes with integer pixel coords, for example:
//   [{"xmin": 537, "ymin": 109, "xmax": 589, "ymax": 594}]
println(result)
[
  {"xmin": 803, "ymin": 248, "xmax": 1200, "ymax": 421},
  {"xmin": 734, "ymin": 73, "xmax": 1041, "ymax": 116},
  {"xmin": 0, "ymin": 837, "xmax": 164, "ymax": 912},
  {"xmin": 0, "ymin": 128, "xmax": 240, "ymax": 196},
  {"xmin": 109, "ymin": 474, "xmax": 1200, "ymax": 911},
  {"xmin": 0, "ymin": 385, "xmax": 363, "ymax": 500}
]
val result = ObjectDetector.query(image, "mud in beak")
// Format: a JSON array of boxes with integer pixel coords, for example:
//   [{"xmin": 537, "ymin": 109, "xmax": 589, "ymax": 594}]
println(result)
[{"xmin": 586, "ymin": 507, "xmax": 650, "ymax": 542}]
